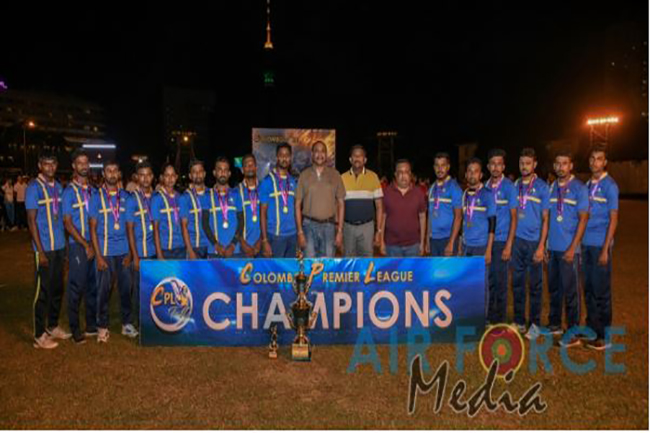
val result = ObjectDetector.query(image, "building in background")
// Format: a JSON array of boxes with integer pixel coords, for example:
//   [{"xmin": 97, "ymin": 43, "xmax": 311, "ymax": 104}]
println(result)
[{"xmin": 0, "ymin": 88, "xmax": 108, "ymax": 175}]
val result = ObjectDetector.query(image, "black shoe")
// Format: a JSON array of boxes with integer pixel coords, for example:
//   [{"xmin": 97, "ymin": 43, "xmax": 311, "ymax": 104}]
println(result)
[{"xmin": 73, "ymin": 333, "xmax": 86, "ymax": 345}]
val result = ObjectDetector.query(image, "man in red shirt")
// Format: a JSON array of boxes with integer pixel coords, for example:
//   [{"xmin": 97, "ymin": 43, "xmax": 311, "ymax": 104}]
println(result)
[{"xmin": 380, "ymin": 159, "xmax": 427, "ymax": 257}]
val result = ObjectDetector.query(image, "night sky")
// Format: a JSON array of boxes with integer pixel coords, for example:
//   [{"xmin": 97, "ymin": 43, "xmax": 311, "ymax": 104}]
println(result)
[{"xmin": 2, "ymin": 0, "xmax": 648, "ymax": 176}]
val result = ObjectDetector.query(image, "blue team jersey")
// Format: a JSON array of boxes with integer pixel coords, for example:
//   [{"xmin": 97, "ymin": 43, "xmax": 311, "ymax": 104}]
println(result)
[
  {"xmin": 514, "ymin": 176, "xmax": 550, "ymax": 242},
  {"xmin": 582, "ymin": 173, "xmax": 619, "ymax": 247},
  {"xmin": 234, "ymin": 182, "xmax": 262, "ymax": 245},
  {"xmin": 205, "ymin": 188, "xmax": 240, "ymax": 255},
  {"xmin": 462, "ymin": 186, "xmax": 496, "ymax": 247},
  {"xmin": 89, "ymin": 188, "xmax": 130, "ymax": 257},
  {"xmin": 548, "ymin": 176, "xmax": 589, "ymax": 252},
  {"xmin": 151, "ymin": 190, "xmax": 185, "ymax": 251},
  {"xmin": 25, "ymin": 177, "xmax": 65, "ymax": 252},
  {"xmin": 180, "ymin": 188, "xmax": 210, "ymax": 250},
  {"xmin": 125, "ymin": 191, "xmax": 156, "ymax": 258},
  {"xmin": 485, "ymin": 176, "xmax": 518, "ymax": 243},
  {"xmin": 427, "ymin": 177, "xmax": 462, "ymax": 240},
  {"xmin": 259, "ymin": 170, "xmax": 297, "ymax": 237},
  {"xmin": 62, "ymin": 182, "xmax": 95, "ymax": 245}
]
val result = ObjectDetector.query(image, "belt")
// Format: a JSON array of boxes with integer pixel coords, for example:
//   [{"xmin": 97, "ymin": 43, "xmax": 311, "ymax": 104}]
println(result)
[
  {"xmin": 303, "ymin": 215, "xmax": 335, "ymax": 224},
  {"xmin": 345, "ymin": 219, "xmax": 373, "ymax": 226}
]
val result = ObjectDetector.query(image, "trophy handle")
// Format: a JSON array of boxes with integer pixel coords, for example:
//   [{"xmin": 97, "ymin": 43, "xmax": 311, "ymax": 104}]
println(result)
[
  {"xmin": 286, "ymin": 311, "xmax": 296, "ymax": 330},
  {"xmin": 308, "ymin": 311, "xmax": 318, "ymax": 329}
]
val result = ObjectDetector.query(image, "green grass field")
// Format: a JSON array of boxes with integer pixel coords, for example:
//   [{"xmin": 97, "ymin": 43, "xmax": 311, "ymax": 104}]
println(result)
[{"xmin": 0, "ymin": 200, "xmax": 647, "ymax": 429}]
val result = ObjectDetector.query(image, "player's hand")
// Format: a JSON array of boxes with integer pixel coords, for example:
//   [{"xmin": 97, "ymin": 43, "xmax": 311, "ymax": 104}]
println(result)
[
  {"xmin": 598, "ymin": 249, "xmax": 609, "ymax": 267},
  {"xmin": 379, "ymin": 242, "xmax": 387, "ymax": 257},
  {"xmin": 84, "ymin": 243, "xmax": 95, "ymax": 260},
  {"xmin": 485, "ymin": 251, "xmax": 492, "ymax": 266},
  {"xmin": 96, "ymin": 256, "xmax": 108, "ymax": 271},
  {"xmin": 133, "ymin": 257, "xmax": 140, "ymax": 272},
  {"xmin": 297, "ymin": 232, "xmax": 307, "ymax": 250},
  {"xmin": 444, "ymin": 242, "xmax": 454, "ymax": 257},
  {"xmin": 262, "ymin": 240, "xmax": 272, "ymax": 258},
  {"xmin": 373, "ymin": 232, "xmax": 381, "ymax": 248},
  {"xmin": 562, "ymin": 248, "xmax": 575, "ymax": 263},
  {"xmin": 187, "ymin": 248, "xmax": 198, "ymax": 260},
  {"xmin": 38, "ymin": 252, "xmax": 49, "ymax": 268},
  {"xmin": 501, "ymin": 245, "xmax": 512, "ymax": 261},
  {"xmin": 122, "ymin": 254, "xmax": 132, "ymax": 268},
  {"xmin": 224, "ymin": 244, "xmax": 235, "ymax": 258},
  {"xmin": 533, "ymin": 248, "xmax": 544, "ymax": 264}
]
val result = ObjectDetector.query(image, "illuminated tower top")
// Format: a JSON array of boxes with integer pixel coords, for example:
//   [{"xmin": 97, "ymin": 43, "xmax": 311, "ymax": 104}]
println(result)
[{"xmin": 264, "ymin": 0, "xmax": 274, "ymax": 50}]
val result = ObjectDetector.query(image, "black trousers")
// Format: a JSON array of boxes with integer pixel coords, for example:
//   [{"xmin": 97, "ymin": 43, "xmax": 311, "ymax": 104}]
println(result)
[{"xmin": 33, "ymin": 249, "xmax": 65, "ymax": 338}]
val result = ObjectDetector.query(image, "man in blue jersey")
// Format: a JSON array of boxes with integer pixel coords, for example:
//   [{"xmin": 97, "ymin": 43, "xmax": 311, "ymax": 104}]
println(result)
[
  {"xmin": 547, "ymin": 151, "xmax": 589, "ymax": 347},
  {"xmin": 153, "ymin": 163, "xmax": 186, "ymax": 259},
  {"xmin": 90, "ymin": 161, "xmax": 136, "ymax": 343},
  {"xmin": 234, "ymin": 154, "xmax": 262, "ymax": 258},
  {"xmin": 425, "ymin": 152, "xmax": 462, "ymax": 257},
  {"xmin": 260, "ymin": 144, "xmax": 298, "ymax": 258},
  {"xmin": 510, "ymin": 148, "xmax": 550, "ymax": 339},
  {"xmin": 461, "ymin": 158, "xmax": 496, "ymax": 322},
  {"xmin": 202, "ymin": 157, "xmax": 239, "ymax": 258},
  {"xmin": 181, "ymin": 159, "xmax": 210, "ymax": 259},
  {"xmin": 582, "ymin": 145, "xmax": 619, "ymax": 350},
  {"xmin": 62, "ymin": 149, "xmax": 97, "ymax": 344},
  {"xmin": 27, "ymin": 152, "xmax": 69, "ymax": 349},
  {"xmin": 485, "ymin": 149, "xmax": 518, "ymax": 326},
  {"xmin": 126, "ymin": 161, "xmax": 156, "ymax": 332}
]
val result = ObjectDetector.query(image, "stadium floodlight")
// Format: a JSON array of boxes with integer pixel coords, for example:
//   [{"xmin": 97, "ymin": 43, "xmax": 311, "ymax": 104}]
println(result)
[{"xmin": 586, "ymin": 116, "xmax": 619, "ymax": 126}]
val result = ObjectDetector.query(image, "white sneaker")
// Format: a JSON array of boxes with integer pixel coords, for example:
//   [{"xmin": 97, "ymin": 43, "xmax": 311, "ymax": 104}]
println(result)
[
  {"xmin": 121, "ymin": 324, "xmax": 139, "ymax": 339},
  {"xmin": 10, "ymin": 226, "xmax": 18, "ymax": 232},
  {"xmin": 97, "ymin": 328, "xmax": 110, "ymax": 343},
  {"xmin": 47, "ymin": 326, "xmax": 72, "ymax": 340},
  {"xmin": 34, "ymin": 333, "xmax": 58, "ymax": 349}
]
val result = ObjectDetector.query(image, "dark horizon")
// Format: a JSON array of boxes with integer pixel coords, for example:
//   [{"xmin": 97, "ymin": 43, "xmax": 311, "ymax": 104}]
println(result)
[{"xmin": 1, "ymin": 0, "xmax": 648, "ymax": 177}]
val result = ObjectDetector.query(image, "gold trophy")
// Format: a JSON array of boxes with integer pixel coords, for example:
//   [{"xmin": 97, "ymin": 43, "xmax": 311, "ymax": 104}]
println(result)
[
  {"xmin": 286, "ymin": 252, "xmax": 317, "ymax": 361},
  {"xmin": 268, "ymin": 324, "xmax": 278, "ymax": 359}
]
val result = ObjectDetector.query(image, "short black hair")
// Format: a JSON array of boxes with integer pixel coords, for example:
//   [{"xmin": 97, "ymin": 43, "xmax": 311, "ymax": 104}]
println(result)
[
  {"xmin": 70, "ymin": 149, "xmax": 88, "ymax": 164},
  {"xmin": 38, "ymin": 151, "xmax": 57, "ymax": 163},
  {"xmin": 395, "ymin": 158, "xmax": 412, "ymax": 171},
  {"xmin": 467, "ymin": 157, "xmax": 482, "ymax": 169},
  {"xmin": 136, "ymin": 161, "xmax": 153, "ymax": 172},
  {"xmin": 214, "ymin": 156, "xmax": 230, "ymax": 168},
  {"xmin": 103, "ymin": 159, "xmax": 119, "ymax": 169},
  {"xmin": 488, "ymin": 148, "xmax": 506, "ymax": 161},
  {"xmin": 555, "ymin": 150, "xmax": 573, "ymax": 162},
  {"xmin": 276, "ymin": 143, "xmax": 292, "ymax": 155},
  {"xmin": 520, "ymin": 147, "xmax": 537, "ymax": 160},
  {"xmin": 160, "ymin": 162, "xmax": 175, "ymax": 173},
  {"xmin": 242, "ymin": 153, "xmax": 256, "ymax": 164},
  {"xmin": 349, "ymin": 144, "xmax": 366, "ymax": 156},
  {"xmin": 434, "ymin": 152, "xmax": 451, "ymax": 163},
  {"xmin": 188, "ymin": 159, "xmax": 204, "ymax": 172},
  {"xmin": 589, "ymin": 144, "xmax": 608, "ymax": 158}
]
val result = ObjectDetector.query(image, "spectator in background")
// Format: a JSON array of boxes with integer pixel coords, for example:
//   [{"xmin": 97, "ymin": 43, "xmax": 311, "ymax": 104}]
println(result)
[
  {"xmin": 126, "ymin": 173, "xmax": 138, "ymax": 193},
  {"xmin": 2, "ymin": 177, "xmax": 16, "ymax": 230},
  {"xmin": 14, "ymin": 176, "xmax": 28, "ymax": 230}
]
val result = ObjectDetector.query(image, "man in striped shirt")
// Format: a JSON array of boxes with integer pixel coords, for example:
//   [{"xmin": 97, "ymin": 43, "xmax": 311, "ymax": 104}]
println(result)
[{"xmin": 341, "ymin": 145, "xmax": 383, "ymax": 257}]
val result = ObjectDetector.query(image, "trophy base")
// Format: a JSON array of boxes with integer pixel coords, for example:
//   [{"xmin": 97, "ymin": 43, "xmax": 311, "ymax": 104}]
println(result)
[
  {"xmin": 268, "ymin": 350, "xmax": 278, "ymax": 359},
  {"xmin": 291, "ymin": 342, "xmax": 312, "ymax": 362}
]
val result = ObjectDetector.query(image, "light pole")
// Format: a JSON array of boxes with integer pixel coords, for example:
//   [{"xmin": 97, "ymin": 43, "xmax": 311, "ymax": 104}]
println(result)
[
  {"xmin": 587, "ymin": 116, "xmax": 619, "ymax": 148},
  {"xmin": 22, "ymin": 120, "xmax": 35, "ymax": 173}
]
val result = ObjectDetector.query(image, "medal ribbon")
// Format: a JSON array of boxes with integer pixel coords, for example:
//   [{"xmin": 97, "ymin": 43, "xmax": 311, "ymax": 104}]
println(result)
[
  {"xmin": 104, "ymin": 186, "xmax": 120, "ymax": 226},
  {"xmin": 217, "ymin": 188, "xmax": 229, "ymax": 225},
  {"xmin": 518, "ymin": 175, "xmax": 536, "ymax": 210}
]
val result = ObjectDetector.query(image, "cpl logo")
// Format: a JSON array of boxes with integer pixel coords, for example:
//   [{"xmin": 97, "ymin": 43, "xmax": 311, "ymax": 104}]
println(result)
[
  {"xmin": 150, "ymin": 277, "xmax": 193, "ymax": 332},
  {"xmin": 479, "ymin": 324, "xmax": 525, "ymax": 378}
]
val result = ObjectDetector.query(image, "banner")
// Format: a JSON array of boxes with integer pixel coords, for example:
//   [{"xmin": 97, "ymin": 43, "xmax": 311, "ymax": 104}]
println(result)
[
  {"xmin": 140, "ymin": 257, "xmax": 486, "ymax": 347},
  {"xmin": 252, "ymin": 128, "xmax": 336, "ymax": 180}
]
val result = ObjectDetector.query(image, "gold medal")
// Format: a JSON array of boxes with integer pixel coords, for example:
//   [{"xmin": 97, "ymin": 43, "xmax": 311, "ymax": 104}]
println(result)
[
  {"xmin": 283, "ymin": 206, "xmax": 288, "ymax": 214},
  {"xmin": 149, "ymin": 224, "xmax": 153, "ymax": 231},
  {"xmin": 223, "ymin": 222, "xmax": 229, "ymax": 229},
  {"xmin": 252, "ymin": 215, "xmax": 258, "ymax": 222},
  {"xmin": 114, "ymin": 223, "xmax": 120, "ymax": 230},
  {"xmin": 557, "ymin": 215, "xmax": 563, "ymax": 222},
  {"xmin": 518, "ymin": 211, "xmax": 525, "ymax": 219}
]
